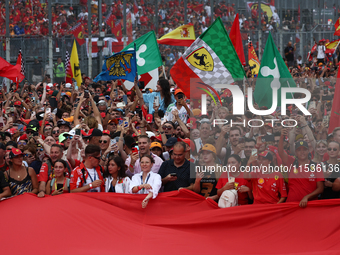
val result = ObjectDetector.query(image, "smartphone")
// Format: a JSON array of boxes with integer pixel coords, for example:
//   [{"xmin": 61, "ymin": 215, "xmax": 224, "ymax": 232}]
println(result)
[
  {"xmin": 46, "ymin": 108, "xmax": 51, "ymax": 114},
  {"xmin": 84, "ymin": 90, "xmax": 89, "ymax": 98},
  {"xmin": 177, "ymin": 94, "xmax": 184, "ymax": 99},
  {"xmin": 114, "ymin": 89, "xmax": 118, "ymax": 97},
  {"xmin": 154, "ymin": 96, "xmax": 159, "ymax": 107},
  {"xmin": 123, "ymin": 121, "xmax": 129, "ymax": 128},
  {"xmin": 170, "ymin": 173, "xmax": 177, "ymax": 176},
  {"xmin": 251, "ymin": 148, "xmax": 257, "ymax": 156},
  {"xmin": 323, "ymin": 115, "xmax": 330, "ymax": 127},
  {"xmin": 123, "ymin": 95, "xmax": 127, "ymax": 105},
  {"xmin": 118, "ymin": 119, "xmax": 124, "ymax": 125},
  {"xmin": 186, "ymin": 99, "xmax": 190, "ymax": 104},
  {"xmin": 132, "ymin": 147, "xmax": 138, "ymax": 154},
  {"xmin": 309, "ymin": 101, "xmax": 316, "ymax": 109},
  {"xmin": 262, "ymin": 135, "xmax": 275, "ymax": 142},
  {"xmin": 238, "ymin": 137, "xmax": 245, "ymax": 143},
  {"xmin": 110, "ymin": 139, "xmax": 116, "ymax": 146},
  {"xmin": 75, "ymin": 129, "xmax": 81, "ymax": 136}
]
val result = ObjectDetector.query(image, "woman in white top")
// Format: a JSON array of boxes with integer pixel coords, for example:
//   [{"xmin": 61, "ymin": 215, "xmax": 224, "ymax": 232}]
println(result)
[
  {"xmin": 104, "ymin": 156, "xmax": 130, "ymax": 193},
  {"xmin": 130, "ymin": 155, "xmax": 162, "ymax": 208}
]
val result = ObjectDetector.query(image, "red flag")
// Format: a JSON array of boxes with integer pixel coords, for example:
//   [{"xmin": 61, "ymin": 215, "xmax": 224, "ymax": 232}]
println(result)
[
  {"xmin": 126, "ymin": 12, "xmax": 133, "ymax": 44},
  {"xmin": 71, "ymin": 23, "xmax": 86, "ymax": 46},
  {"xmin": 334, "ymin": 18, "xmax": 340, "ymax": 36},
  {"xmin": 112, "ymin": 22, "xmax": 122, "ymax": 40},
  {"xmin": 65, "ymin": 50, "xmax": 73, "ymax": 84},
  {"xmin": 229, "ymin": 14, "xmax": 246, "ymax": 66},
  {"xmin": 0, "ymin": 56, "xmax": 24, "ymax": 82},
  {"xmin": 192, "ymin": 4, "xmax": 203, "ymax": 13},
  {"xmin": 105, "ymin": 13, "xmax": 116, "ymax": 30},
  {"xmin": 328, "ymin": 68, "xmax": 340, "ymax": 134},
  {"xmin": 270, "ymin": 0, "xmax": 275, "ymax": 6},
  {"xmin": 133, "ymin": 0, "xmax": 138, "ymax": 14},
  {"xmin": 307, "ymin": 43, "xmax": 317, "ymax": 61}
]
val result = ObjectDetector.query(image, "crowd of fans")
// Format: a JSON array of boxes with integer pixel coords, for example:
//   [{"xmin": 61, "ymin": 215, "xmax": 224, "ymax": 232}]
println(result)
[
  {"xmin": 0, "ymin": 33, "xmax": 339, "ymax": 209},
  {"xmin": 2, "ymin": 0, "xmax": 339, "ymax": 39}
]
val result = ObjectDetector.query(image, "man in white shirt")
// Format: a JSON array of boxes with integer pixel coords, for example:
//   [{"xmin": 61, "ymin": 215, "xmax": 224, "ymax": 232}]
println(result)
[
  {"xmin": 272, "ymin": 9, "xmax": 280, "ymax": 25},
  {"xmin": 164, "ymin": 89, "xmax": 191, "ymax": 123},
  {"xmin": 126, "ymin": 135, "xmax": 163, "ymax": 177},
  {"xmin": 317, "ymin": 39, "xmax": 326, "ymax": 64}
]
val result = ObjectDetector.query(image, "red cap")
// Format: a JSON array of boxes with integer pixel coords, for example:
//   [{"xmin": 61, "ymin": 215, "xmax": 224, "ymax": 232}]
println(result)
[
  {"xmin": 7, "ymin": 128, "xmax": 18, "ymax": 135},
  {"xmin": 150, "ymin": 134, "xmax": 162, "ymax": 142},
  {"xmin": 181, "ymin": 138, "xmax": 195, "ymax": 152},
  {"xmin": 100, "ymin": 112, "xmax": 106, "ymax": 118},
  {"xmin": 146, "ymin": 114, "xmax": 153, "ymax": 123},
  {"xmin": 19, "ymin": 134, "xmax": 28, "ymax": 141},
  {"xmin": 14, "ymin": 101, "xmax": 22, "ymax": 106},
  {"xmin": 102, "ymin": 130, "xmax": 110, "ymax": 136},
  {"xmin": 9, "ymin": 148, "xmax": 23, "ymax": 159},
  {"xmin": 187, "ymin": 117, "xmax": 197, "ymax": 129}
]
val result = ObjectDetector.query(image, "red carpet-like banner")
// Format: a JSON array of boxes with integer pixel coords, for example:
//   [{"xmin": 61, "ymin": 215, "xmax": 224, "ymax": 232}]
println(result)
[{"xmin": 2, "ymin": 190, "xmax": 340, "ymax": 254}]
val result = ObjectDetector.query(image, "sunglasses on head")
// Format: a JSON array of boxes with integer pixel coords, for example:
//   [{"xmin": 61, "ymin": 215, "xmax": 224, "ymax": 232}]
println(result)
[
  {"xmin": 328, "ymin": 148, "xmax": 338, "ymax": 151},
  {"xmin": 99, "ymin": 140, "xmax": 108, "ymax": 143}
]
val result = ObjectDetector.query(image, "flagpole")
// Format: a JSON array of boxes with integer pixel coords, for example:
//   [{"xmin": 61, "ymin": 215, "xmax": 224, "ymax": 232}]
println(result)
[
  {"xmin": 134, "ymin": 43, "xmax": 138, "ymax": 80},
  {"xmin": 88, "ymin": 0, "xmax": 92, "ymax": 78},
  {"xmin": 123, "ymin": 0, "xmax": 127, "ymax": 47}
]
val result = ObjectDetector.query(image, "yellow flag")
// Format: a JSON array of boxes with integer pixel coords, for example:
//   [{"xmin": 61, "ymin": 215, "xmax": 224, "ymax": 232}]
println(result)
[
  {"xmin": 70, "ymin": 40, "xmax": 82, "ymax": 86},
  {"xmin": 157, "ymin": 24, "xmax": 195, "ymax": 47}
]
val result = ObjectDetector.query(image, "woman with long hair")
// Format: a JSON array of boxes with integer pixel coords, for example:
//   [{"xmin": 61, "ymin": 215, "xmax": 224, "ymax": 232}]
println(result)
[
  {"xmin": 313, "ymin": 140, "xmax": 328, "ymax": 163},
  {"xmin": 216, "ymin": 154, "xmax": 253, "ymax": 206},
  {"xmin": 46, "ymin": 159, "xmax": 70, "ymax": 195},
  {"xmin": 4, "ymin": 148, "xmax": 38, "ymax": 195},
  {"xmin": 130, "ymin": 155, "xmax": 162, "ymax": 208},
  {"xmin": 104, "ymin": 156, "xmax": 130, "ymax": 193},
  {"xmin": 135, "ymin": 78, "xmax": 175, "ymax": 114}
]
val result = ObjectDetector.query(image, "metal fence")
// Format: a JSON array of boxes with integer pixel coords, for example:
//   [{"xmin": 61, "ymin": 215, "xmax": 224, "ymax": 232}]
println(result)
[{"xmin": 0, "ymin": 28, "xmax": 338, "ymax": 84}]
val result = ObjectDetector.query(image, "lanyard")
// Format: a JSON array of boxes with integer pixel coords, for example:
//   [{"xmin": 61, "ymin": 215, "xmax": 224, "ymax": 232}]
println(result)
[
  {"xmin": 88, "ymin": 169, "xmax": 97, "ymax": 183},
  {"xmin": 141, "ymin": 173, "xmax": 150, "ymax": 186},
  {"xmin": 54, "ymin": 177, "xmax": 66, "ymax": 192}
]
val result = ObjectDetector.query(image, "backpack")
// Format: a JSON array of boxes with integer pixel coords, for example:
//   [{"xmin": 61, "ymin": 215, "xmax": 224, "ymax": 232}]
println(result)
[{"xmin": 218, "ymin": 189, "xmax": 238, "ymax": 208}]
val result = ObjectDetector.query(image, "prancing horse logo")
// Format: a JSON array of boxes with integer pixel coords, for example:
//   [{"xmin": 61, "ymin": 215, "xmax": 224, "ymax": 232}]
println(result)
[{"xmin": 187, "ymin": 47, "xmax": 214, "ymax": 71}]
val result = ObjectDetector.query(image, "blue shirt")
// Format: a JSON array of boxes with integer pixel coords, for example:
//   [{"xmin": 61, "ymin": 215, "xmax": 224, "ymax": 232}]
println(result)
[
  {"xmin": 14, "ymin": 26, "xmax": 25, "ymax": 35},
  {"xmin": 143, "ymin": 91, "xmax": 175, "ymax": 114}
]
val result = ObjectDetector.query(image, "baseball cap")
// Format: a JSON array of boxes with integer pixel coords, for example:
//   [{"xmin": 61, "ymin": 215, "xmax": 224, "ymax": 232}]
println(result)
[
  {"xmin": 87, "ymin": 128, "xmax": 102, "ymax": 137},
  {"xmin": 295, "ymin": 140, "xmax": 309, "ymax": 150},
  {"xmin": 258, "ymin": 150, "xmax": 273, "ymax": 161},
  {"xmin": 57, "ymin": 119, "xmax": 71, "ymax": 128},
  {"xmin": 164, "ymin": 137, "xmax": 179, "ymax": 147},
  {"xmin": 102, "ymin": 130, "xmax": 110, "ymax": 136},
  {"xmin": 174, "ymin": 89, "xmax": 184, "ymax": 95},
  {"xmin": 181, "ymin": 138, "xmax": 195, "ymax": 152},
  {"xmin": 14, "ymin": 101, "xmax": 22, "ymax": 106},
  {"xmin": 9, "ymin": 148, "xmax": 24, "ymax": 159},
  {"xmin": 59, "ymin": 132, "xmax": 72, "ymax": 143},
  {"xmin": 146, "ymin": 114, "xmax": 153, "ymax": 123},
  {"xmin": 150, "ymin": 142, "xmax": 162, "ymax": 150},
  {"xmin": 150, "ymin": 134, "xmax": 162, "ymax": 142},
  {"xmin": 108, "ymin": 119, "xmax": 119, "ymax": 125},
  {"xmin": 201, "ymin": 144, "xmax": 216, "ymax": 154}
]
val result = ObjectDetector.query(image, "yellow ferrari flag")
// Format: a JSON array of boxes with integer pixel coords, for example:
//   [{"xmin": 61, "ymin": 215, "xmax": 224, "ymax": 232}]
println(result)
[
  {"xmin": 157, "ymin": 24, "xmax": 195, "ymax": 47},
  {"xmin": 70, "ymin": 40, "xmax": 82, "ymax": 86}
]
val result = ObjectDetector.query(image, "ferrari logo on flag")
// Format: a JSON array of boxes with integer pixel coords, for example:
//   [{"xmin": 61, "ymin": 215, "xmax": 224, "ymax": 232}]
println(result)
[
  {"xmin": 187, "ymin": 47, "xmax": 213, "ymax": 71},
  {"xmin": 78, "ymin": 31, "xmax": 84, "ymax": 40}
]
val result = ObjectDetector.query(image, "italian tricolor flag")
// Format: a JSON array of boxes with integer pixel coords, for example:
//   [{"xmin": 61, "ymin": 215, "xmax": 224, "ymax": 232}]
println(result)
[{"xmin": 170, "ymin": 18, "xmax": 245, "ymax": 100}]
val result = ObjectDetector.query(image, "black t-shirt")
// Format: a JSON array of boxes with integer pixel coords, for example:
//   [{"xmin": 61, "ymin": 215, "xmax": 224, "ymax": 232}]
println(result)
[
  {"xmin": 158, "ymin": 159, "xmax": 193, "ymax": 192},
  {"xmin": 191, "ymin": 171, "xmax": 218, "ymax": 198},
  {"xmin": 321, "ymin": 162, "xmax": 340, "ymax": 199},
  {"xmin": 0, "ymin": 171, "xmax": 9, "ymax": 194},
  {"xmin": 284, "ymin": 46, "xmax": 294, "ymax": 62}
]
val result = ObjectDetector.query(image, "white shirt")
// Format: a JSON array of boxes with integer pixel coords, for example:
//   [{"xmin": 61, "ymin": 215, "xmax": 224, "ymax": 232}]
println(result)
[
  {"xmin": 204, "ymin": 5, "xmax": 211, "ymax": 17},
  {"xmin": 104, "ymin": 176, "xmax": 131, "ymax": 193},
  {"xmin": 82, "ymin": 168, "xmax": 100, "ymax": 192},
  {"xmin": 129, "ymin": 171, "xmax": 162, "ymax": 199},
  {"xmin": 317, "ymin": 45, "xmax": 326, "ymax": 59},
  {"xmin": 125, "ymin": 153, "xmax": 163, "ymax": 177},
  {"xmin": 272, "ymin": 12, "xmax": 280, "ymax": 24},
  {"xmin": 164, "ymin": 103, "xmax": 190, "ymax": 123}
]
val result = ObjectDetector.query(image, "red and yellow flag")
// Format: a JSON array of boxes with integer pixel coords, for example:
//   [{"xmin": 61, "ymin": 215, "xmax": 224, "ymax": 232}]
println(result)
[
  {"xmin": 248, "ymin": 36, "xmax": 260, "ymax": 77},
  {"xmin": 71, "ymin": 23, "xmax": 86, "ymax": 46},
  {"xmin": 325, "ymin": 39, "xmax": 340, "ymax": 54},
  {"xmin": 157, "ymin": 24, "xmax": 195, "ymax": 47},
  {"xmin": 334, "ymin": 18, "xmax": 340, "ymax": 36}
]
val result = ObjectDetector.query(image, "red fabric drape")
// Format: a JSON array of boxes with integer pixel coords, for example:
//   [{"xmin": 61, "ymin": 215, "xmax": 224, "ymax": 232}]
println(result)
[{"xmin": 1, "ymin": 190, "xmax": 340, "ymax": 254}]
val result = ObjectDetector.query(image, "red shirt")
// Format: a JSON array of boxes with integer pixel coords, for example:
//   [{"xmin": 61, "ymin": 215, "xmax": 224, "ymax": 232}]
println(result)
[
  {"xmin": 70, "ymin": 163, "xmax": 104, "ymax": 192},
  {"xmin": 284, "ymin": 155, "xmax": 324, "ymax": 202},
  {"xmin": 38, "ymin": 161, "xmax": 71, "ymax": 182},
  {"xmin": 216, "ymin": 172, "xmax": 251, "ymax": 205},
  {"xmin": 250, "ymin": 172, "xmax": 287, "ymax": 204}
]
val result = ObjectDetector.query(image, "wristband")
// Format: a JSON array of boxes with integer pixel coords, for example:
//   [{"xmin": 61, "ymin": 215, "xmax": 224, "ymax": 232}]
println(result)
[
  {"xmin": 89, "ymin": 183, "xmax": 93, "ymax": 189},
  {"xmin": 129, "ymin": 164, "xmax": 134, "ymax": 168},
  {"xmin": 137, "ymin": 185, "xmax": 141, "ymax": 191}
]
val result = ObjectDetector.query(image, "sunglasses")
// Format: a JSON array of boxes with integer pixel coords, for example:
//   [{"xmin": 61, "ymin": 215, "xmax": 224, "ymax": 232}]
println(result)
[
  {"xmin": 18, "ymin": 141, "xmax": 27, "ymax": 145},
  {"xmin": 37, "ymin": 148, "xmax": 44, "ymax": 152},
  {"xmin": 53, "ymin": 130, "xmax": 59, "ymax": 134},
  {"xmin": 162, "ymin": 126, "xmax": 173, "ymax": 130},
  {"xmin": 24, "ymin": 153, "xmax": 33, "ymax": 157},
  {"xmin": 99, "ymin": 140, "xmax": 108, "ymax": 143},
  {"xmin": 66, "ymin": 136, "xmax": 73, "ymax": 139},
  {"xmin": 327, "ymin": 148, "xmax": 338, "ymax": 151},
  {"xmin": 92, "ymin": 156, "xmax": 101, "ymax": 160}
]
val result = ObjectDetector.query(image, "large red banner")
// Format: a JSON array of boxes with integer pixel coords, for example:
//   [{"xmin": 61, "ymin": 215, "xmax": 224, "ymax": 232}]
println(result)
[{"xmin": 1, "ymin": 190, "xmax": 340, "ymax": 254}]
